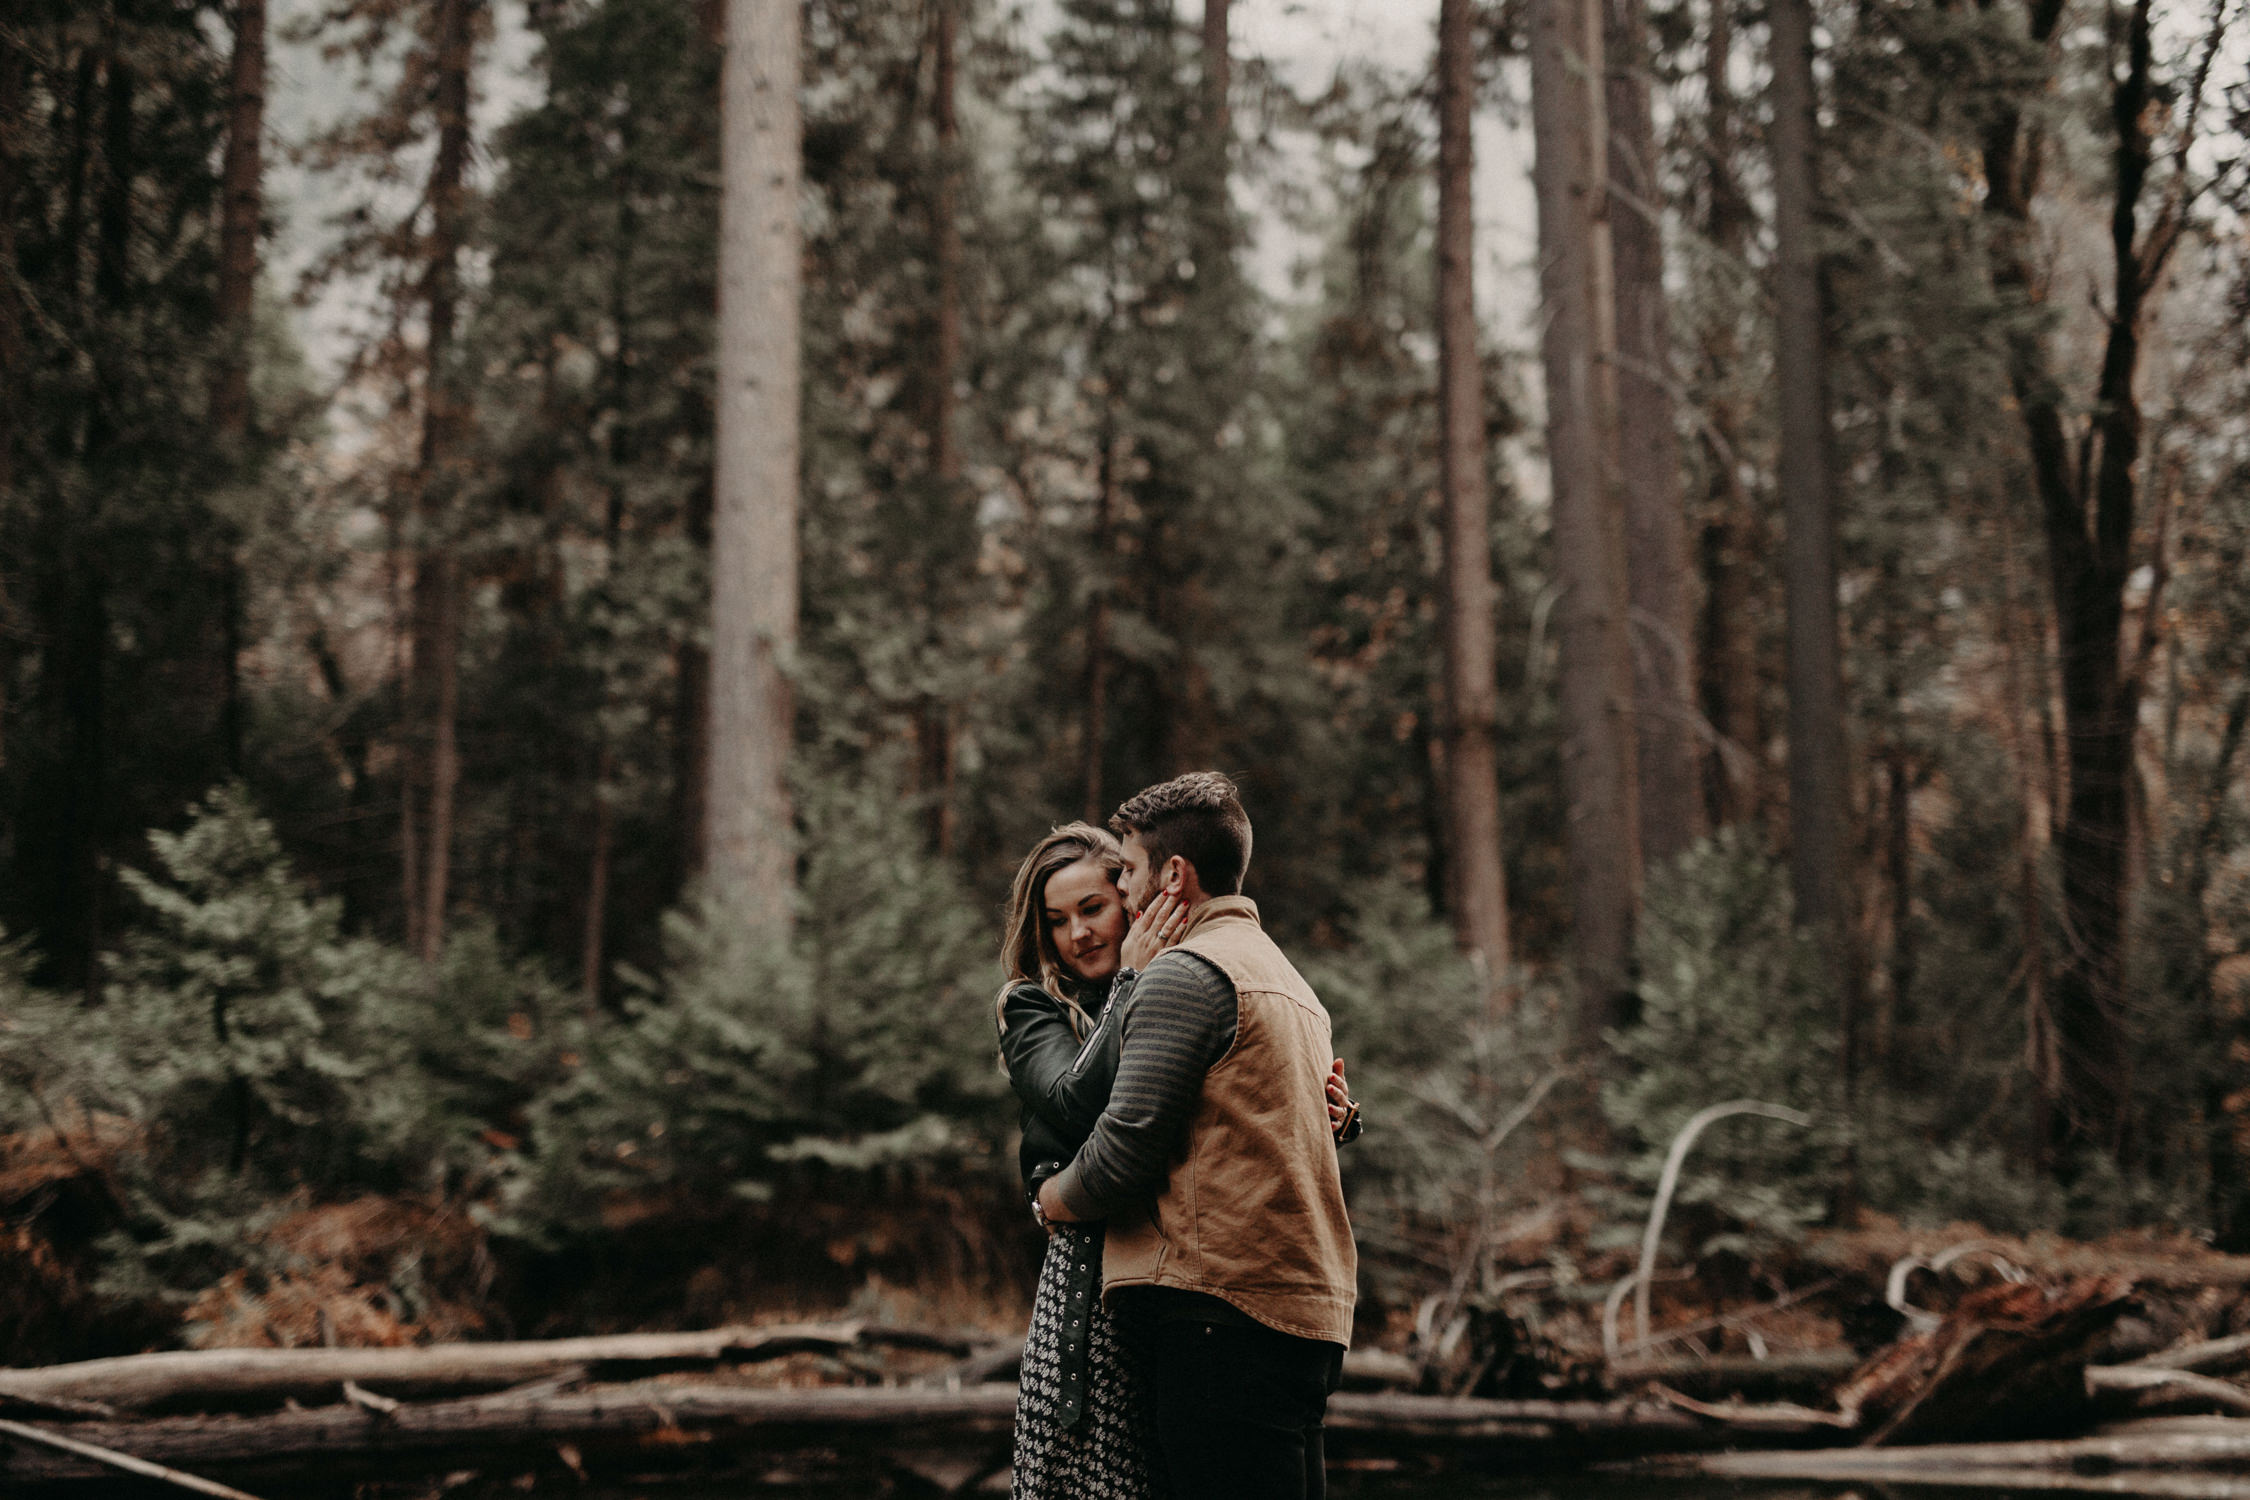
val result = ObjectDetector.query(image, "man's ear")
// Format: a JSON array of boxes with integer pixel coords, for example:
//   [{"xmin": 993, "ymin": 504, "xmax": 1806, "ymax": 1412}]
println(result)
[{"xmin": 1163, "ymin": 856, "xmax": 1188, "ymax": 894}]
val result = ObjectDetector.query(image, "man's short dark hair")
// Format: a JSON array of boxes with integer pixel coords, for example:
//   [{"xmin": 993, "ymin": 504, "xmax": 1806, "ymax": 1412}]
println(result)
[{"xmin": 1109, "ymin": 772, "xmax": 1252, "ymax": 897}]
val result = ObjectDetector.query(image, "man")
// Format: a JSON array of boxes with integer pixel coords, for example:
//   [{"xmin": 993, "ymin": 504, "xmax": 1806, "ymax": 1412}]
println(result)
[{"xmin": 1038, "ymin": 771, "xmax": 1357, "ymax": 1500}]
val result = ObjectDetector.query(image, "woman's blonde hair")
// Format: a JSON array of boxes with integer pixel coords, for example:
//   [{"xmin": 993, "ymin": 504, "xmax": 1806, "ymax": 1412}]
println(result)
[{"xmin": 995, "ymin": 822, "xmax": 1126, "ymax": 1040}]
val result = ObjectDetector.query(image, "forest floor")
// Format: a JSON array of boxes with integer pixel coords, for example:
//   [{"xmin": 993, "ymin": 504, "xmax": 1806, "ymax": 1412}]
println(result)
[{"xmin": 13, "ymin": 1112, "xmax": 2250, "ymax": 1493}]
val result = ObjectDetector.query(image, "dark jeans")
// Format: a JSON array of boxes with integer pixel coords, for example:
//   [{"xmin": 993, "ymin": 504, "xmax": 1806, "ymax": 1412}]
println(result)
[{"xmin": 1119, "ymin": 1292, "xmax": 1345, "ymax": 1500}]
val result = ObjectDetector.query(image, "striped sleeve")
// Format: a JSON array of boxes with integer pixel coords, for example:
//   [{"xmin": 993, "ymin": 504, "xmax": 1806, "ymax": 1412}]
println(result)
[{"xmin": 1049, "ymin": 951, "xmax": 1236, "ymax": 1222}]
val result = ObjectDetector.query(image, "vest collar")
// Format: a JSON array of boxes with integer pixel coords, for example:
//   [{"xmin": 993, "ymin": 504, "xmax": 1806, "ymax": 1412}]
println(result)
[{"xmin": 1180, "ymin": 894, "xmax": 1261, "ymax": 939}]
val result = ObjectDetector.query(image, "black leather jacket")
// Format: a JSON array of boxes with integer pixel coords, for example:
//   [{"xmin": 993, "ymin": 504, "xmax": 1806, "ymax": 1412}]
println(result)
[{"xmin": 997, "ymin": 974, "xmax": 1133, "ymax": 1203}]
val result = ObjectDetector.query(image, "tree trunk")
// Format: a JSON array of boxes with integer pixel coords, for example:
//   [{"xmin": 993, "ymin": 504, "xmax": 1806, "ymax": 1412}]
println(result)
[
  {"xmin": 94, "ymin": 26, "xmax": 135, "ymax": 308},
  {"xmin": 1978, "ymin": 0, "xmax": 2184, "ymax": 1162},
  {"xmin": 581, "ymin": 749, "xmax": 615, "ymax": 1013},
  {"xmin": 707, "ymin": 0, "xmax": 802, "ymax": 930},
  {"xmin": 676, "ymin": 471, "xmax": 714, "ymax": 886},
  {"xmin": 930, "ymin": 0, "xmax": 963, "ymax": 494},
  {"xmin": 1767, "ymin": 0, "xmax": 1848, "ymax": 952},
  {"xmin": 1605, "ymin": 0, "xmax": 1700, "ymax": 872},
  {"xmin": 920, "ymin": 0, "xmax": 963, "ymax": 857},
  {"xmin": 1202, "ymin": 0, "xmax": 1230, "ymax": 137},
  {"xmin": 210, "ymin": 0, "xmax": 265, "ymax": 441},
  {"xmin": 1083, "ymin": 424, "xmax": 1118, "ymax": 825},
  {"xmin": 1884, "ymin": 743, "xmax": 1915, "ymax": 1067},
  {"xmin": 1696, "ymin": 0, "xmax": 1761, "ymax": 833},
  {"xmin": 0, "ymin": 29, "xmax": 24, "ymax": 507},
  {"xmin": 0, "ymin": 34, "xmax": 22, "ymax": 772},
  {"xmin": 1529, "ymin": 0, "xmax": 1641, "ymax": 1035},
  {"xmin": 403, "ymin": 0, "xmax": 477, "ymax": 965},
  {"xmin": 208, "ymin": 0, "xmax": 265, "ymax": 785},
  {"xmin": 1434, "ymin": 0, "xmax": 1513, "ymax": 987}
]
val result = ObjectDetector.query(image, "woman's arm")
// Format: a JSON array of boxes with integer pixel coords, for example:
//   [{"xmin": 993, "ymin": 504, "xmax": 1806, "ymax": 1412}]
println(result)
[{"xmin": 999, "ymin": 979, "xmax": 1130, "ymax": 1143}]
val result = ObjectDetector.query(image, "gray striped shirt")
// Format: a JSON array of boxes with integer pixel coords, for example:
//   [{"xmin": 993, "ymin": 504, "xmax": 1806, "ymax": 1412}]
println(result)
[{"xmin": 1049, "ymin": 949, "xmax": 1238, "ymax": 1222}]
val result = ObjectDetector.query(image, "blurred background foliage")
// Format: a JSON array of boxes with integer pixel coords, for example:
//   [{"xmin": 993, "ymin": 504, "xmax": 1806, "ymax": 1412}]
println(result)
[{"xmin": 0, "ymin": 0, "xmax": 2245, "ymax": 1358}]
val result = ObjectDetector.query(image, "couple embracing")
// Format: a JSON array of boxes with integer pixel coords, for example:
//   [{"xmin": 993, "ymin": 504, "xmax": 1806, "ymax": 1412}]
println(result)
[{"xmin": 996, "ymin": 772, "xmax": 1361, "ymax": 1500}]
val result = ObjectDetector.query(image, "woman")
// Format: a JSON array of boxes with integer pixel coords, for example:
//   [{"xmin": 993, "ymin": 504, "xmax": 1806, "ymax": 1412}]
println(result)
[
  {"xmin": 996, "ymin": 822, "xmax": 1175, "ymax": 1500},
  {"xmin": 996, "ymin": 824, "xmax": 1356, "ymax": 1499}
]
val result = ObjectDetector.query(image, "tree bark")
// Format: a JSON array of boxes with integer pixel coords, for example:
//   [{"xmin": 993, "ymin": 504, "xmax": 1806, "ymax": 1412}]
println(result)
[
  {"xmin": 1978, "ymin": 0, "xmax": 2184, "ymax": 1161},
  {"xmin": 210, "ymin": 0, "xmax": 265, "ymax": 441},
  {"xmin": 707, "ymin": 0, "xmax": 802, "ymax": 931},
  {"xmin": 1202, "ymin": 0, "xmax": 1230, "ymax": 137},
  {"xmin": 1434, "ymin": 0, "xmax": 1513, "ymax": 986},
  {"xmin": 581, "ymin": 748, "xmax": 614, "ymax": 1013},
  {"xmin": 1530, "ymin": 0, "xmax": 1641, "ymax": 1034},
  {"xmin": 930, "ymin": 0, "xmax": 963, "ymax": 494},
  {"xmin": 1605, "ymin": 0, "xmax": 1700, "ymax": 872},
  {"xmin": 1767, "ymin": 0, "xmax": 1848, "ymax": 951},
  {"xmin": 1884, "ymin": 744, "xmax": 1915, "ymax": 1066},
  {"xmin": 402, "ymin": 0, "xmax": 478, "ymax": 965},
  {"xmin": 94, "ymin": 25, "xmax": 135, "ymax": 309},
  {"xmin": 919, "ymin": 0, "xmax": 963, "ymax": 857},
  {"xmin": 0, "ymin": 29, "xmax": 24, "ymax": 506},
  {"xmin": 1694, "ymin": 0, "xmax": 1760, "ymax": 831},
  {"xmin": 1082, "ymin": 424, "xmax": 1118, "ymax": 825},
  {"xmin": 0, "ymin": 30, "xmax": 22, "ymax": 772}
]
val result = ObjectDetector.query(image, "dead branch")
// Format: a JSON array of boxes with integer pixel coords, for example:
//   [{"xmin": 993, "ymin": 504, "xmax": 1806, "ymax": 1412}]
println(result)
[
  {"xmin": 1631, "ymin": 1100, "xmax": 1813, "ymax": 1347},
  {"xmin": 2127, "ymin": 1332, "xmax": 2250, "ymax": 1376},
  {"xmin": 0, "ymin": 1417, "xmax": 269, "ymax": 1500},
  {"xmin": 2089, "ymin": 1365, "xmax": 2250, "ymax": 1415},
  {"xmin": 1654, "ymin": 1415, "xmax": 2250, "ymax": 1482}
]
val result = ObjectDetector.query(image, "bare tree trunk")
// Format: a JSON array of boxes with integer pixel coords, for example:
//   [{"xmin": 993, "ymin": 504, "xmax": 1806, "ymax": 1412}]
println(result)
[
  {"xmin": 210, "ymin": 0, "xmax": 265, "ymax": 441},
  {"xmin": 404, "ymin": 0, "xmax": 477, "ymax": 965},
  {"xmin": 1883, "ymin": 744, "xmax": 1914, "ymax": 1067},
  {"xmin": 1202, "ymin": 0, "xmax": 1230, "ymax": 136},
  {"xmin": 1978, "ymin": 0, "xmax": 2197, "ymax": 1161},
  {"xmin": 1434, "ymin": 0, "xmax": 1512, "ymax": 987},
  {"xmin": 1530, "ymin": 0, "xmax": 1640, "ymax": 1036},
  {"xmin": 1605, "ymin": 0, "xmax": 1699, "ymax": 872},
  {"xmin": 931, "ymin": 0, "xmax": 963, "ymax": 493},
  {"xmin": 1695, "ymin": 0, "xmax": 1762, "ymax": 834},
  {"xmin": 1083, "ymin": 424, "xmax": 1118, "ymax": 826},
  {"xmin": 676, "ymin": 471, "xmax": 714, "ymax": 885},
  {"xmin": 0, "ymin": 32, "xmax": 17, "ymax": 500},
  {"xmin": 0, "ymin": 35, "xmax": 22, "ymax": 769},
  {"xmin": 209, "ymin": 0, "xmax": 266, "ymax": 781},
  {"xmin": 707, "ymin": 0, "xmax": 802, "ymax": 930},
  {"xmin": 582, "ymin": 748, "xmax": 614, "ymax": 1012},
  {"xmin": 1768, "ymin": 0, "xmax": 1848, "ymax": 957},
  {"xmin": 1995, "ymin": 494, "xmax": 2058, "ymax": 1156},
  {"xmin": 919, "ymin": 0, "xmax": 963, "ymax": 857}
]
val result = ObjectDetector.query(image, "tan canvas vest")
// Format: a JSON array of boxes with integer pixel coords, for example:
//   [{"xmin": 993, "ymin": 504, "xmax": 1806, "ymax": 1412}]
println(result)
[{"xmin": 1100, "ymin": 896, "xmax": 1358, "ymax": 1346}]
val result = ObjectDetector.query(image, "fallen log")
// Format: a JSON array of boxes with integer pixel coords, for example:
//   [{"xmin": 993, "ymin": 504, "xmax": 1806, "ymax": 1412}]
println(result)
[
  {"xmin": 0, "ymin": 1383, "xmax": 1019, "ymax": 1487},
  {"xmin": 0, "ymin": 1392, "xmax": 118, "ymax": 1423},
  {"xmin": 1834, "ymin": 1274, "xmax": 2136, "ymax": 1445},
  {"xmin": 0, "ymin": 1321, "xmax": 995, "ymax": 1416},
  {"xmin": 1645, "ymin": 1415, "xmax": 2250, "ymax": 1483},
  {"xmin": 906, "ymin": 1341, "xmax": 1420, "ymax": 1393},
  {"xmin": 1609, "ymin": 1349, "xmax": 1859, "ymax": 1401},
  {"xmin": 0, "ymin": 1382, "xmax": 1816, "ymax": 1486},
  {"xmin": 0, "ymin": 1418, "xmax": 268, "ymax": 1500}
]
